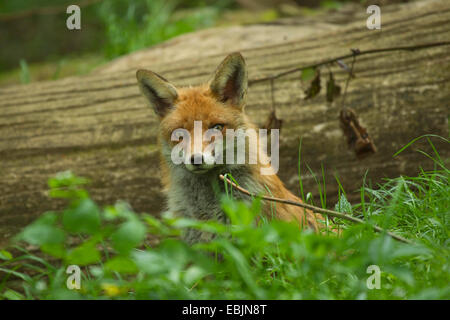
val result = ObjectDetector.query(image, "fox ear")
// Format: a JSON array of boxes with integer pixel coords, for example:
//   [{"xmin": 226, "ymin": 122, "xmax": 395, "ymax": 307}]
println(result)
[
  {"xmin": 209, "ymin": 52, "xmax": 248, "ymax": 109},
  {"xmin": 136, "ymin": 69, "xmax": 178, "ymax": 117}
]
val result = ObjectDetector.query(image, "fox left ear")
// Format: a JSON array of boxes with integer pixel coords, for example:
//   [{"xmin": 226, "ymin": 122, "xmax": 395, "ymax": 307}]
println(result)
[
  {"xmin": 209, "ymin": 52, "xmax": 248, "ymax": 109},
  {"xmin": 136, "ymin": 69, "xmax": 178, "ymax": 118}
]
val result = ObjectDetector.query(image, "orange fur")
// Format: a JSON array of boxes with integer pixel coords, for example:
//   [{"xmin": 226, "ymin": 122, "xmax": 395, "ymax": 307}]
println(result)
[
  {"xmin": 158, "ymin": 85, "xmax": 323, "ymax": 231},
  {"xmin": 137, "ymin": 53, "xmax": 331, "ymax": 242}
]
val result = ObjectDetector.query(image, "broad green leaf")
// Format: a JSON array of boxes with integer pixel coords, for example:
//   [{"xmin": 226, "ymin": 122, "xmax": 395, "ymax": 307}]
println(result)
[
  {"xmin": 170, "ymin": 218, "xmax": 226, "ymax": 235},
  {"xmin": 49, "ymin": 188, "xmax": 89, "ymax": 199},
  {"xmin": 66, "ymin": 241, "xmax": 101, "ymax": 266},
  {"xmin": 63, "ymin": 198, "xmax": 101, "ymax": 234},
  {"xmin": 111, "ymin": 218, "xmax": 146, "ymax": 254},
  {"xmin": 183, "ymin": 266, "xmax": 206, "ymax": 286},
  {"xmin": 221, "ymin": 197, "xmax": 257, "ymax": 226},
  {"xmin": 132, "ymin": 250, "xmax": 167, "ymax": 274},
  {"xmin": 159, "ymin": 239, "xmax": 191, "ymax": 269},
  {"xmin": 105, "ymin": 256, "xmax": 138, "ymax": 274},
  {"xmin": 301, "ymin": 67, "xmax": 315, "ymax": 81},
  {"xmin": 48, "ymin": 171, "xmax": 89, "ymax": 188},
  {"xmin": 18, "ymin": 212, "xmax": 65, "ymax": 246},
  {"xmin": 41, "ymin": 243, "xmax": 66, "ymax": 259}
]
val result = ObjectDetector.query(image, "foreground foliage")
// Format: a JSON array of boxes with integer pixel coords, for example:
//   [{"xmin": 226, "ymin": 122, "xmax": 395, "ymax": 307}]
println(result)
[{"xmin": 0, "ymin": 143, "xmax": 448, "ymax": 300}]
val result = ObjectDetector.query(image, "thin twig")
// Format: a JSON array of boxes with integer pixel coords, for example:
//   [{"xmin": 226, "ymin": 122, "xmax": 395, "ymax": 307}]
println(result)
[
  {"xmin": 219, "ymin": 174, "xmax": 413, "ymax": 244},
  {"xmin": 249, "ymin": 41, "xmax": 450, "ymax": 85},
  {"xmin": 340, "ymin": 53, "xmax": 357, "ymax": 111},
  {"xmin": 270, "ymin": 78, "xmax": 275, "ymax": 113}
]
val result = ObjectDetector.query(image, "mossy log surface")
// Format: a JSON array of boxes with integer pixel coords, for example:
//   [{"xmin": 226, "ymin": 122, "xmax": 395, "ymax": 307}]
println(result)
[{"xmin": 0, "ymin": 0, "xmax": 449, "ymax": 247}]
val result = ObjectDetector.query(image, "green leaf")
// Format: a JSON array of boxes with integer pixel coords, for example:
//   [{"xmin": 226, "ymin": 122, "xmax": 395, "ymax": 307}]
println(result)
[
  {"xmin": 183, "ymin": 266, "xmax": 207, "ymax": 286},
  {"xmin": 105, "ymin": 256, "xmax": 138, "ymax": 274},
  {"xmin": 0, "ymin": 267, "xmax": 32, "ymax": 282},
  {"xmin": 48, "ymin": 171, "xmax": 90, "ymax": 200},
  {"xmin": 0, "ymin": 250, "xmax": 12, "ymax": 260},
  {"xmin": 3, "ymin": 289, "xmax": 25, "ymax": 300},
  {"xmin": 334, "ymin": 193, "xmax": 352, "ymax": 213},
  {"xmin": 167, "ymin": 215, "xmax": 227, "ymax": 235},
  {"xmin": 18, "ymin": 212, "xmax": 65, "ymax": 246},
  {"xmin": 301, "ymin": 67, "xmax": 315, "ymax": 82},
  {"xmin": 159, "ymin": 239, "xmax": 191, "ymax": 268},
  {"xmin": 390, "ymin": 244, "xmax": 431, "ymax": 260},
  {"xmin": 221, "ymin": 197, "xmax": 257, "ymax": 226},
  {"xmin": 48, "ymin": 171, "xmax": 89, "ymax": 189},
  {"xmin": 103, "ymin": 205, "xmax": 120, "ymax": 221},
  {"xmin": 63, "ymin": 198, "xmax": 101, "ymax": 234},
  {"xmin": 145, "ymin": 214, "xmax": 174, "ymax": 235},
  {"xmin": 66, "ymin": 241, "xmax": 101, "ymax": 266},
  {"xmin": 132, "ymin": 250, "xmax": 167, "ymax": 274},
  {"xmin": 104, "ymin": 202, "xmax": 137, "ymax": 221},
  {"xmin": 49, "ymin": 188, "xmax": 89, "ymax": 199},
  {"xmin": 41, "ymin": 243, "xmax": 66, "ymax": 259},
  {"xmin": 384, "ymin": 265, "xmax": 416, "ymax": 287},
  {"xmin": 217, "ymin": 239, "xmax": 263, "ymax": 299},
  {"xmin": 111, "ymin": 218, "xmax": 146, "ymax": 254}
]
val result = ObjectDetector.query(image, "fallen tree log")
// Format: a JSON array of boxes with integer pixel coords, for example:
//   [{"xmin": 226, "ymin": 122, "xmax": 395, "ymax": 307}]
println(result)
[{"xmin": 0, "ymin": 0, "xmax": 449, "ymax": 247}]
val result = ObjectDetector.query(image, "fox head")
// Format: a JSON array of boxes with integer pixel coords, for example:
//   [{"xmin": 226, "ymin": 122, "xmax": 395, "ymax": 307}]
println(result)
[{"xmin": 137, "ymin": 53, "xmax": 257, "ymax": 174}]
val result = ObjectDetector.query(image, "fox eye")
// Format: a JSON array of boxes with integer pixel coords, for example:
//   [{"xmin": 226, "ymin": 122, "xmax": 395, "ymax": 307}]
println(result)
[{"xmin": 210, "ymin": 123, "xmax": 224, "ymax": 131}]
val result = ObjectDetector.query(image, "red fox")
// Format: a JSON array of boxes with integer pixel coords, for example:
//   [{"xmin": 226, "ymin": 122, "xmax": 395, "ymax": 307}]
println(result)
[{"xmin": 136, "ymin": 53, "xmax": 326, "ymax": 243}]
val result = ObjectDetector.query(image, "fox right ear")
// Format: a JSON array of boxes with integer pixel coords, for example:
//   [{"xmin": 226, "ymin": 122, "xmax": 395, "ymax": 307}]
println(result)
[
  {"xmin": 136, "ymin": 69, "xmax": 178, "ymax": 117},
  {"xmin": 209, "ymin": 52, "xmax": 248, "ymax": 109}
]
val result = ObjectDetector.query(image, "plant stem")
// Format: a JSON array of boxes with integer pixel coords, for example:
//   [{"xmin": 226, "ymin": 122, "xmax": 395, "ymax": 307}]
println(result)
[
  {"xmin": 219, "ymin": 174, "xmax": 413, "ymax": 244},
  {"xmin": 249, "ymin": 41, "xmax": 450, "ymax": 85}
]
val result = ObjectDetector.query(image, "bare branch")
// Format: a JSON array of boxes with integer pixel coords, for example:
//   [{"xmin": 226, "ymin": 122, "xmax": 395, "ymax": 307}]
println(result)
[
  {"xmin": 219, "ymin": 174, "xmax": 413, "ymax": 244},
  {"xmin": 249, "ymin": 41, "xmax": 450, "ymax": 85}
]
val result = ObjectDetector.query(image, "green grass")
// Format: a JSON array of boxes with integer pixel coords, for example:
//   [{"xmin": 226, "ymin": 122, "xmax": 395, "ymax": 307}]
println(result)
[
  {"xmin": 97, "ymin": 0, "xmax": 227, "ymax": 59},
  {"xmin": 0, "ymin": 0, "xmax": 232, "ymax": 85},
  {"xmin": 19, "ymin": 59, "xmax": 30, "ymax": 84},
  {"xmin": 0, "ymin": 138, "xmax": 448, "ymax": 300}
]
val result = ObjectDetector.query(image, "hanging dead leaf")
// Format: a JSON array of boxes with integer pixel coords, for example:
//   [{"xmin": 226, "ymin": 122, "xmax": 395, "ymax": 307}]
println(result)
[
  {"xmin": 304, "ymin": 69, "xmax": 321, "ymax": 100},
  {"xmin": 326, "ymin": 72, "xmax": 341, "ymax": 102},
  {"xmin": 339, "ymin": 108, "xmax": 377, "ymax": 159}
]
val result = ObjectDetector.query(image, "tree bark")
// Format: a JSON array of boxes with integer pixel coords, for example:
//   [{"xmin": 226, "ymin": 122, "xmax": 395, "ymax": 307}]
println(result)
[{"xmin": 0, "ymin": 0, "xmax": 448, "ymax": 247}]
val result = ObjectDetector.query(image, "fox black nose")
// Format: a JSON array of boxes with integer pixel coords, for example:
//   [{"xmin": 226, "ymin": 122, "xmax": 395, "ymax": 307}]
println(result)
[{"xmin": 191, "ymin": 154, "xmax": 204, "ymax": 166}]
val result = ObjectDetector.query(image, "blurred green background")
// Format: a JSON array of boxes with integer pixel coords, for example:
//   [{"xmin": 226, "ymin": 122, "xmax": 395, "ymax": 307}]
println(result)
[{"xmin": 0, "ymin": 0, "xmax": 406, "ymax": 86}]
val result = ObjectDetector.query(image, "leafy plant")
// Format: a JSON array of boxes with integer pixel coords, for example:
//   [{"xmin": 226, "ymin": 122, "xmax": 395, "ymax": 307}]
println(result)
[
  {"xmin": 0, "ymin": 138, "xmax": 448, "ymax": 300},
  {"xmin": 97, "ymin": 0, "xmax": 224, "ymax": 59}
]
